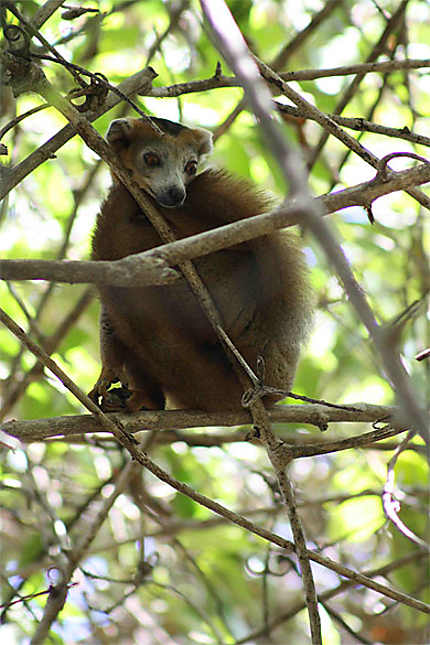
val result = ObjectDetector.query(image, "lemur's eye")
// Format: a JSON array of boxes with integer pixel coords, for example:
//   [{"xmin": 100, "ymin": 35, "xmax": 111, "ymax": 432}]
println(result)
[
  {"xmin": 143, "ymin": 152, "xmax": 161, "ymax": 167},
  {"xmin": 185, "ymin": 160, "xmax": 197, "ymax": 176}
]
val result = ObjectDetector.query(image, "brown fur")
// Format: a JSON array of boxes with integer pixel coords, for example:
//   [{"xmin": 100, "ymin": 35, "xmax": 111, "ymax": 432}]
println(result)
[{"xmin": 89, "ymin": 119, "xmax": 313, "ymax": 412}]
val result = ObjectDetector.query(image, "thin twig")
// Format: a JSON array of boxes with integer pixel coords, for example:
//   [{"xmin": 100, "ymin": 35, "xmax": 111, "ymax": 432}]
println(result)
[
  {"xmin": 234, "ymin": 551, "xmax": 428, "ymax": 643},
  {"xmin": 307, "ymin": 0, "xmax": 410, "ymax": 168},
  {"xmin": 382, "ymin": 429, "xmax": 430, "ymax": 550},
  {"xmin": 0, "ymin": 103, "xmax": 50, "ymax": 140},
  {"xmin": 0, "ymin": 305, "xmax": 145, "ymax": 461},
  {"xmin": 149, "ymin": 58, "xmax": 430, "ymax": 98},
  {"xmin": 30, "ymin": 460, "xmax": 136, "ymax": 645},
  {"xmin": 0, "ymin": 287, "xmax": 94, "ymax": 421},
  {"xmin": 275, "ymin": 101, "xmax": 430, "ymax": 150}
]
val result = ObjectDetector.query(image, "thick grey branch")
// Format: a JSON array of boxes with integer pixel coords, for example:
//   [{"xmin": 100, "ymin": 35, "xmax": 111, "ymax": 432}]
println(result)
[
  {"xmin": 2, "ymin": 402, "xmax": 400, "ymax": 441},
  {"xmin": 32, "ymin": 0, "xmax": 64, "ymax": 29},
  {"xmin": 2, "ymin": 162, "xmax": 429, "ymax": 286},
  {"xmin": 0, "ymin": 256, "xmax": 177, "ymax": 287}
]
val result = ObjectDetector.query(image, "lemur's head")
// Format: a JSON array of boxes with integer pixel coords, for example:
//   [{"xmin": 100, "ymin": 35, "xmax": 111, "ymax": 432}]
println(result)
[{"xmin": 106, "ymin": 117, "xmax": 213, "ymax": 208}]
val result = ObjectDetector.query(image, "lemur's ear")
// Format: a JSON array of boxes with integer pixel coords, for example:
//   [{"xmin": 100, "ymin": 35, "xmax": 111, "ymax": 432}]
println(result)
[
  {"xmin": 106, "ymin": 119, "xmax": 133, "ymax": 149},
  {"xmin": 193, "ymin": 127, "xmax": 213, "ymax": 156}
]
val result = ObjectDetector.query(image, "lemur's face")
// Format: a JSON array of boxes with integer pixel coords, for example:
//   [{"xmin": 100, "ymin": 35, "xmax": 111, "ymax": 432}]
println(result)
[{"xmin": 106, "ymin": 117, "xmax": 213, "ymax": 208}]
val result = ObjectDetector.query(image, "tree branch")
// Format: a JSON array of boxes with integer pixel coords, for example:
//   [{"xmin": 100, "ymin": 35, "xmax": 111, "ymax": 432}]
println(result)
[
  {"xmin": 0, "ymin": 287, "xmax": 94, "ymax": 421},
  {"xmin": 2, "ymin": 402, "xmax": 404, "ymax": 442},
  {"xmin": 0, "ymin": 256, "xmax": 177, "ymax": 287},
  {"xmin": 2, "ymin": 160, "xmax": 429, "ymax": 286},
  {"xmin": 30, "ymin": 460, "xmax": 136, "ymax": 645}
]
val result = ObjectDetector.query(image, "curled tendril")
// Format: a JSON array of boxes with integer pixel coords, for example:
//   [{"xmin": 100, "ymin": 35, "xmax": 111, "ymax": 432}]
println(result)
[
  {"xmin": 68, "ymin": 73, "xmax": 109, "ymax": 112},
  {"xmin": 4, "ymin": 24, "xmax": 30, "ymax": 57}
]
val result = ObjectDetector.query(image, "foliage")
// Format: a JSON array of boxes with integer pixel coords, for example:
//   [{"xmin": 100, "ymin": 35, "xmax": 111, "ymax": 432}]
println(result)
[{"xmin": 0, "ymin": 1, "xmax": 429, "ymax": 644}]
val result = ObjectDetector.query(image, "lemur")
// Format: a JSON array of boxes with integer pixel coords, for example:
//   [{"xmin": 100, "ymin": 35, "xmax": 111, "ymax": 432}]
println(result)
[{"xmin": 89, "ymin": 116, "xmax": 313, "ymax": 412}]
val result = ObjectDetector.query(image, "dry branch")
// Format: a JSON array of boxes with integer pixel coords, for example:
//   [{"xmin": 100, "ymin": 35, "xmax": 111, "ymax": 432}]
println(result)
[
  {"xmin": 2, "ymin": 403, "xmax": 405, "ymax": 443},
  {"xmin": 383, "ymin": 429, "xmax": 430, "ymax": 550},
  {"xmin": 2, "ymin": 160, "xmax": 429, "ymax": 287},
  {"xmin": 150, "ymin": 58, "xmax": 430, "ymax": 96},
  {"xmin": 275, "ymin": 101, "xmax": 430, "ymax": 149},
  {"xmin": 307, "ymin": 0, "xmax": 409, "ymax": 168},
  {"xmin": 0, "ymin": 256, "xmax": 177, "ymax": 287},
  {"xmin": 0, "ymin": 305, "xmax": 149, "ymax": 463}
]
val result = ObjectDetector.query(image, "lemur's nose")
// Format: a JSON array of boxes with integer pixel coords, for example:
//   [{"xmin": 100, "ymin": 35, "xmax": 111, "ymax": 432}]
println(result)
[
  {"xmin": 158, "ymin": 186, "xmax": 186, "ymax": 208},
  {"xmin": 168, "ymin": 186, "xmax": 186, "ymax": 205}
]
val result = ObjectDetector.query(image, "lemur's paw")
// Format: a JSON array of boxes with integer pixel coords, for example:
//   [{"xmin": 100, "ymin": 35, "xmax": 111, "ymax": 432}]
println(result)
[
  {"xmin": 88, "ymin": 367, "xmax": 122, "ymax": 409},
  {"xmin": 99, "ymin": 386, "xmax": 132, "ymax": 412}
]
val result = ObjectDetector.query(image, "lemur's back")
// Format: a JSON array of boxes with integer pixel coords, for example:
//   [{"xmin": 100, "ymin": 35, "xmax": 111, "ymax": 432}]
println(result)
[{"xmin": 90, "ymin": 118, "xmax": 313, "ymax": 411}]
